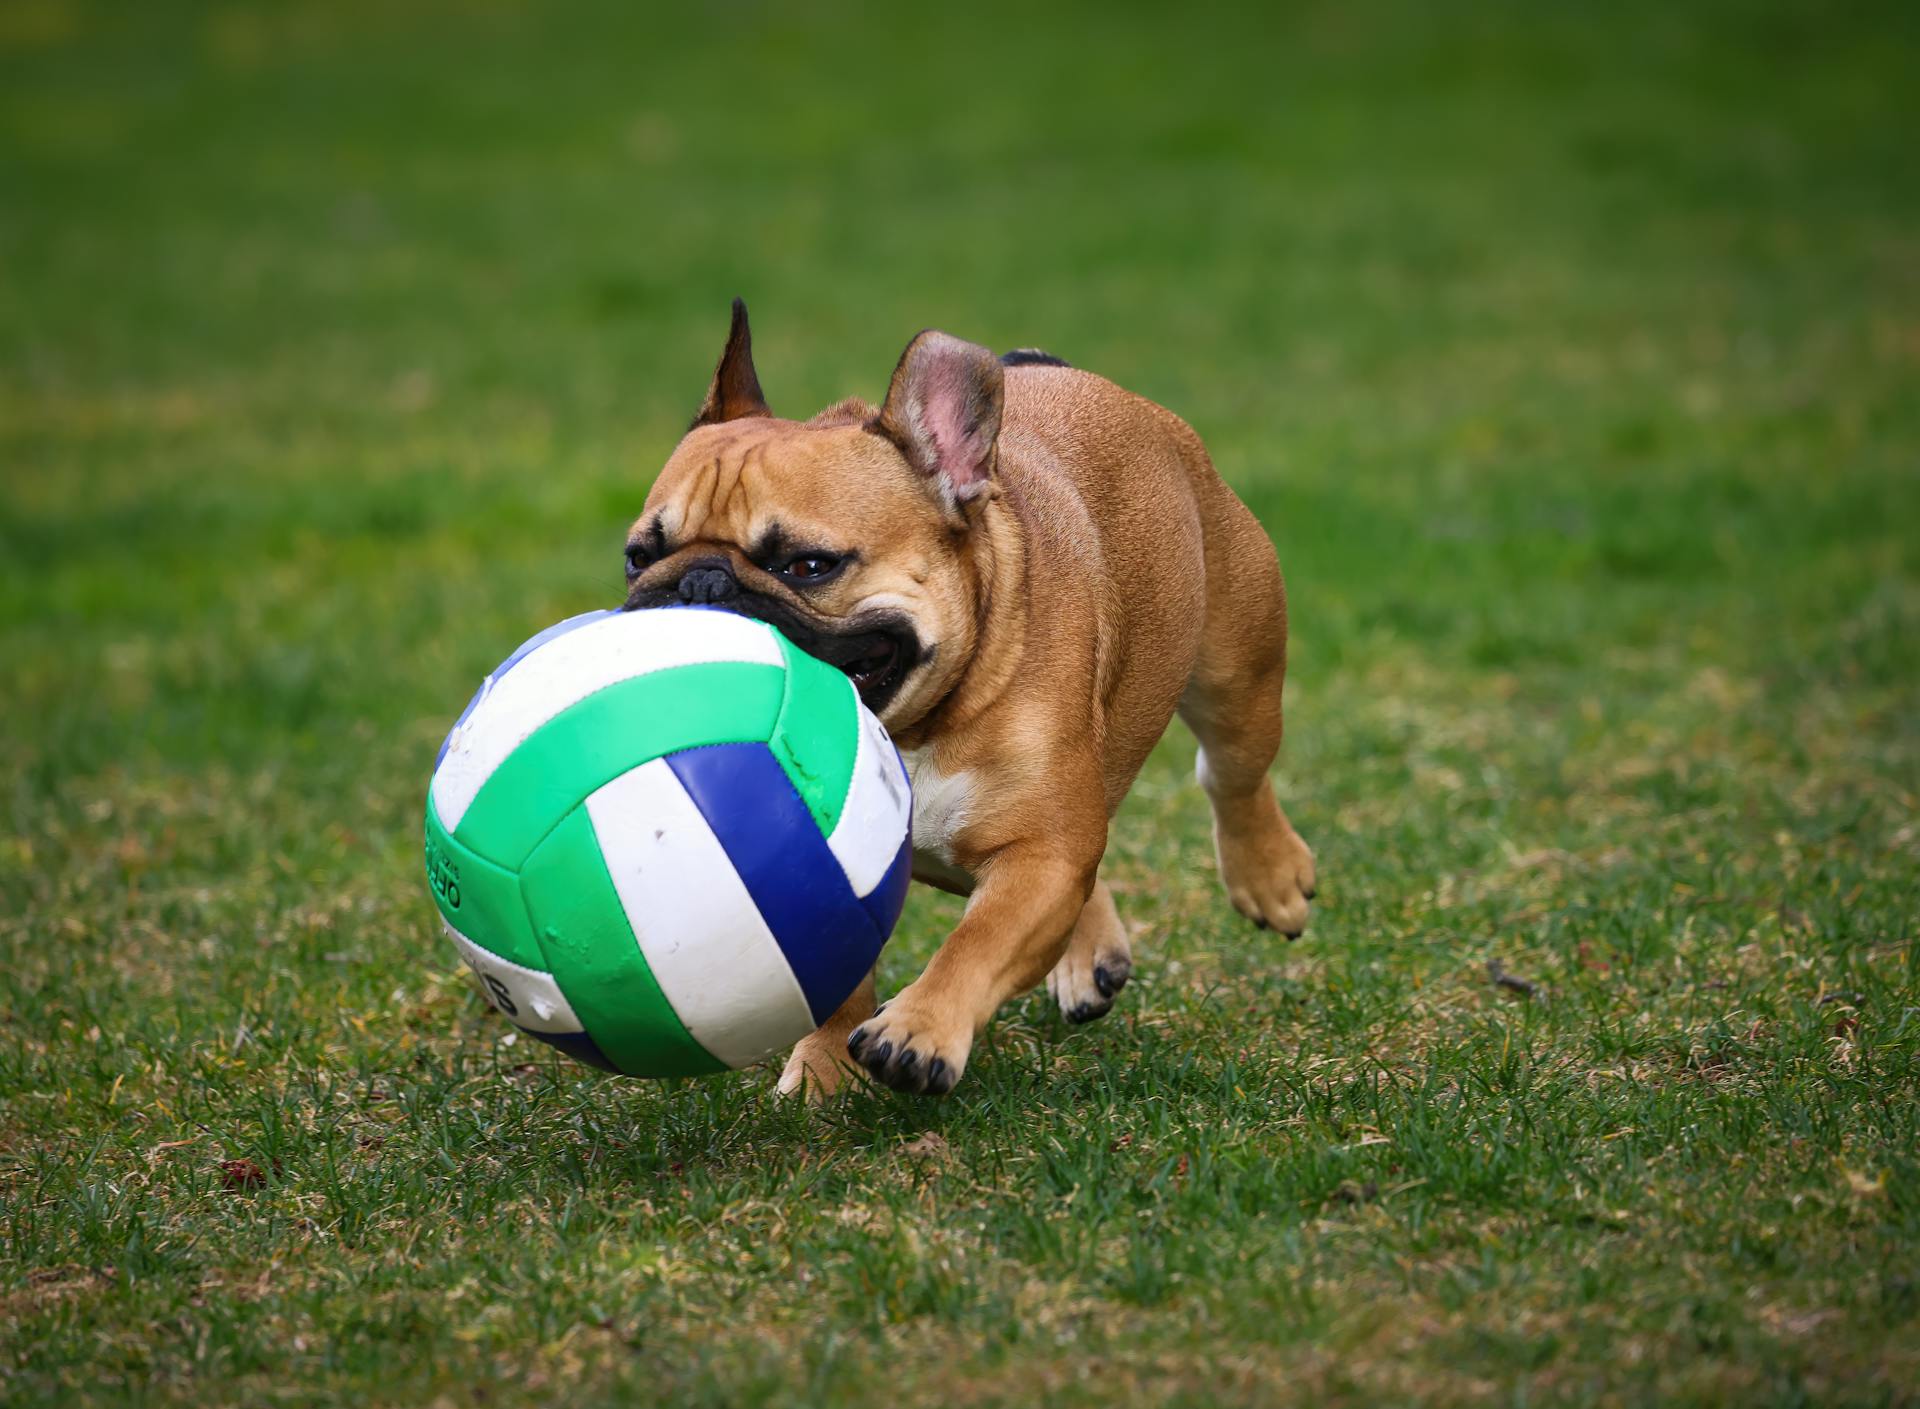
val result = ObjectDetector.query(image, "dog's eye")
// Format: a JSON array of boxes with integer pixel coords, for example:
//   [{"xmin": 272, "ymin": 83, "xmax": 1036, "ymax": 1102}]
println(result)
[
  {"xmin": 624, "ymin": 546, "xmax": 649, "ymax": 581},
  {"xmin": 779, "ymin": 554, "xmax": 843, "ymax": 583}
]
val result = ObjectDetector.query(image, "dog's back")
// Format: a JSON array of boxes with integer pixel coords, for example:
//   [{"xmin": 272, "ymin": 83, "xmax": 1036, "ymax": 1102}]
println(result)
[{"xmin": 995, "ymin": 360, "xmax": 1222, "ymax": 808}]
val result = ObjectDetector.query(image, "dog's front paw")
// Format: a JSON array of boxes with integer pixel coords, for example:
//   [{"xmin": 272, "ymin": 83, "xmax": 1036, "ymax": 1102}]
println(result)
[
  {"xmin": 1045, "ymin": 881, "xmax": 1133, "ymax": 1023},
  {"xmin": 776, "ymin": 1030, "xmax": 869, "ymax": 1103},
  {"xmin": 1047, "ymin": 944, "xmax": 1132, "ymax": 1024},
  {"xmin": 1216, "ymin": 822, "xmax": 1316, "ymax": 938},
  {"xmin": 846, "ymin": 987, "xmax": 972, "ymax": 1095}
]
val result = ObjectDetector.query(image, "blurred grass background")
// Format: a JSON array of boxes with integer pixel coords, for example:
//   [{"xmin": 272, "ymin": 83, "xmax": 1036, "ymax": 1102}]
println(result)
[{"xmin": 3, "ymin": 1, "xmax": 1918, "ymax": 1404}]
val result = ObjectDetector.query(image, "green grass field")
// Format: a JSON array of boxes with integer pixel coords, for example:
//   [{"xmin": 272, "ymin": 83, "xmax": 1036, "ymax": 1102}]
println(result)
[{"xmin": 5, "ymin": 1, "xmax": 1919, "ymax": 1403}]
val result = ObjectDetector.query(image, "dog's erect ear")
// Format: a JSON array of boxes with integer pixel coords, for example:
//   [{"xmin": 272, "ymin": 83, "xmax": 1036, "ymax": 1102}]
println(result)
[
  {"xmin": 692, "ymin": 297, "xmax": 772, "ymax": 427},
  {"xmin": 874, "ymin": 330, "xmax": 1004, "ymax": 513}
]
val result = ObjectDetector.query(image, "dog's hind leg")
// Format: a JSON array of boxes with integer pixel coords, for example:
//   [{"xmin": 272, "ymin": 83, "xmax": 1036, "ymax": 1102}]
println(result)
[{"xmin": 1177, "ymin": 497, "xmax": 1316, "ymax": 937}]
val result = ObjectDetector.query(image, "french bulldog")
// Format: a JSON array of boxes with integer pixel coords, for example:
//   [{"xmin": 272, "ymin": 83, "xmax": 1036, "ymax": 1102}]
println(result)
[{"xmin": 624, "ymin": 300, "xmax": 1315, "ymax": 1097}]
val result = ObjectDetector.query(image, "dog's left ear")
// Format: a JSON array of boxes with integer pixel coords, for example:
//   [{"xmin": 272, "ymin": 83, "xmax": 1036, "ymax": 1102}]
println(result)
[
  {"xmin": 692, "ymin": 297, "xmax": 772, "ymax": 427},
  {"xmin": 874, "ymin": 330, "xmax": 1004, "ymax": 514}
]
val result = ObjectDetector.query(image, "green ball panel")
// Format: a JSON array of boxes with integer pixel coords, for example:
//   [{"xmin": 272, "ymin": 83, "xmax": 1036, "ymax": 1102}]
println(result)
[
  {"xmin": 423, "ymin": 797, "xmax": 545, "ymax": 971},
  {"xmin": 768, "ymin": 630, "xmax": 860, "ymax": 838},
  {"xmin": 454, "ymin": 661, "xmax": 785, "ymax": 868},
  {"xmin": 519, "ymin": 805, "xmax": 726, "ymax": 1077}
]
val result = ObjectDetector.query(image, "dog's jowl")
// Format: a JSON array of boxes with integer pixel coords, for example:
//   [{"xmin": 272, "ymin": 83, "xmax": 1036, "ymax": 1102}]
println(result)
[{"xmin": 625, "ymin": 299, "xmax": 1316, "ymax": 1097}]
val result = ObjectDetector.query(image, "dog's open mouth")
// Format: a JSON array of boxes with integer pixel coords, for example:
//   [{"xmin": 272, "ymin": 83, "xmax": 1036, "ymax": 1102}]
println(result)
[{"xmin": 803, "ymin": 626, "xmax": 912, "ymax": 707}]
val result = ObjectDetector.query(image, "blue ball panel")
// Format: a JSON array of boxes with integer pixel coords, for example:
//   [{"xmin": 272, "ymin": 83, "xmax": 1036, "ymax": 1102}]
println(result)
[
  {"xmin": 524, "ymin": 1027, "xmax": 621, "ymax": 1072},
  {"xmin": 860, "ymin": 834, "xmax": 914, "ymax": 943},
  {"xmin": 664, "ymin": 741, "xmax": 886, "ymax": 1026}
]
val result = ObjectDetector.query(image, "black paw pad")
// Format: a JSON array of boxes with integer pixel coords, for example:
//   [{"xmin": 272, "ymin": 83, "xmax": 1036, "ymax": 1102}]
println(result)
[{"xmin": 1067, "ymin": 999, "xmax": 1113, "ymax": 1025}]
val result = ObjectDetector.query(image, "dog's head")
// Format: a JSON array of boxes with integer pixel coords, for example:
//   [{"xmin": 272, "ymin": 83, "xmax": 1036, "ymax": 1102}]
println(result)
[{"xmin": 624, "ymin": 300, "xmax": 1007, "ymax": 728}]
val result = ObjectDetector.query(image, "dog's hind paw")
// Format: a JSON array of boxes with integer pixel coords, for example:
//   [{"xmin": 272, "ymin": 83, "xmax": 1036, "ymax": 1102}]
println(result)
[{"xmin": 1216, "ymin": 820, "xmax": 1316, "ymax": 938}]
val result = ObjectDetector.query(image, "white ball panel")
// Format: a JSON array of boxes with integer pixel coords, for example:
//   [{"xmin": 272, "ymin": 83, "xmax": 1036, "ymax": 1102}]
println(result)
[
  {"xmin": 827, "ymin": 699, "xmax": 914, "ymax": 897},
  {"xmin": 431, "ymin": 610, "xmax": 783, "ymax": 831},
  {"xmin": 442, "ymin": 920, "xmax": 585, "ymax": 1034},
  {"xmin": 584, "ymin": 759, "xmax": 818, "ymax": 1069}
]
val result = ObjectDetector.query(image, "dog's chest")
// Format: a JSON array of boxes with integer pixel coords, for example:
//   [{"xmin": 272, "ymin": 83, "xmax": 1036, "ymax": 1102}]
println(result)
[{"xmin": 900, "ymin": 746, "xmax": 975, "ymax": 873}]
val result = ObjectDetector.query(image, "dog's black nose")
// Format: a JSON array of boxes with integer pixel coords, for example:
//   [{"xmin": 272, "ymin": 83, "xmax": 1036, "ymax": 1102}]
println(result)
[{"xmin": 677, "ymin": 564, "xmax": 738, "ymax": 605}]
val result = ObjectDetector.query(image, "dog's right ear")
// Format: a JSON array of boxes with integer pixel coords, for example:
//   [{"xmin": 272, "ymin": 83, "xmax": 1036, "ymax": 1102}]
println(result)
[
  {"xmin": 691, "ymin": 297, "xmax": 772, "ymax": 427},
  {"xmin": 873, "ymin": 330, "xmax": 1004, "ymax": 517}
]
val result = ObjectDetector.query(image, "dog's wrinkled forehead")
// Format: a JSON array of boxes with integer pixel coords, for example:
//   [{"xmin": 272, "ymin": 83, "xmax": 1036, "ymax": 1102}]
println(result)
[
  {"xmin": 641, "ymin": 419, "xmax": 908, "ymax": 555},
  {"xmin": 644, "ymin": 422, "xmax": 790, "ymax": 550}
]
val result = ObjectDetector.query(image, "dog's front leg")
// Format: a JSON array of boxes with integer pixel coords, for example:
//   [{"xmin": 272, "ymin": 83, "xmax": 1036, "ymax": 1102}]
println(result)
[
  {"xmin": 776, "ymin": 968, "xmax": 876, "ymax": 1102},
  {"xmin": 847, "ymin": 843, "xmax": 1097, "ymax": 1095}
]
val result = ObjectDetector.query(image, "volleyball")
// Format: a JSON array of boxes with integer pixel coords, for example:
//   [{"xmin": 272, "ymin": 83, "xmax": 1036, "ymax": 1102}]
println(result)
[{"xmin": 423, "ymin": 606, "xmax": 913, "ymax": 1076}]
